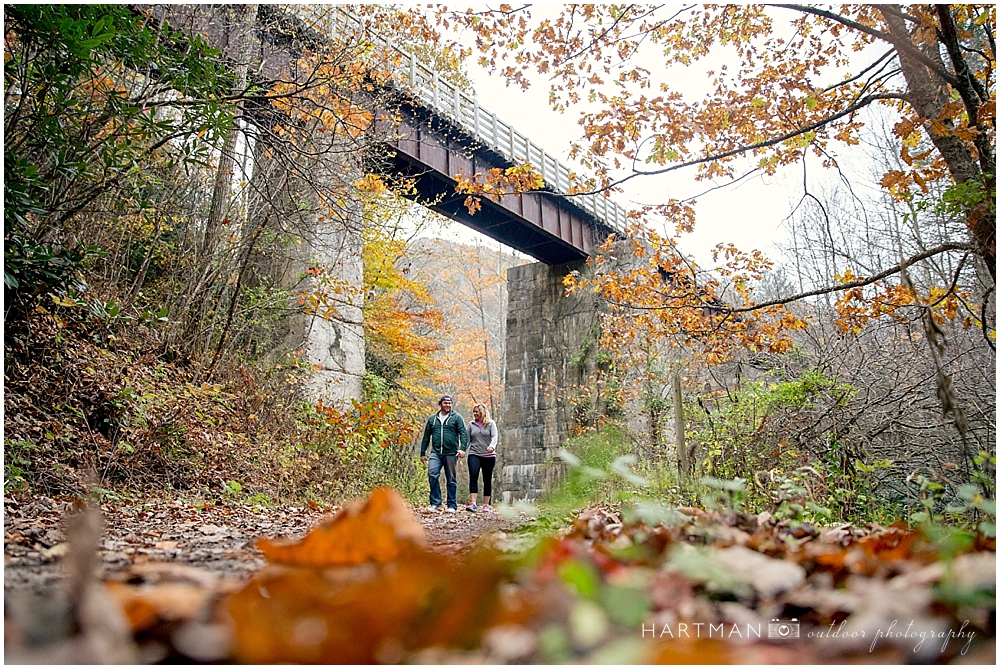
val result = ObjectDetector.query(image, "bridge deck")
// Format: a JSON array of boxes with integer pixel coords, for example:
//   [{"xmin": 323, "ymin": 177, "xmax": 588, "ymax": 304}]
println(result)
[{"xmin": 286, "ymin": 5, "xmax": 625, "ymax": 263}]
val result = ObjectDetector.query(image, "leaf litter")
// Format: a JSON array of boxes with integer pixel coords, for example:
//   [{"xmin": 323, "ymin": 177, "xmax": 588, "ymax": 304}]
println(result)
[{"xmin": 4, "ymin": 488, "xmax": 995, "ymax": 663}]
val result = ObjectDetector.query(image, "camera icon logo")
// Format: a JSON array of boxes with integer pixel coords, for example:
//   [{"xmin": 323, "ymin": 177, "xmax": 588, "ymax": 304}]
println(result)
[{"xmin": 768, "ymin": 618, "xmax": 800, "ymax": 639}]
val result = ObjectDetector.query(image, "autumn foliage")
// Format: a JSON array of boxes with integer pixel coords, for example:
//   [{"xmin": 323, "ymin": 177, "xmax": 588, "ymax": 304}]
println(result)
[
  {"xmin": 441, "ymin": 3, "xmax": 994, "ymax": 337},
  {"xmin": 255, "ymin": 487, "xmax": 426, "ymax": 566}
]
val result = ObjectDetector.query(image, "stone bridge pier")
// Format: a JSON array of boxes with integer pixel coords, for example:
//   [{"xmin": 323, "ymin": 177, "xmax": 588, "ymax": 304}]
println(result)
[{"xmin": 501, "ymin": 261, "xmax": 602, "ymax": 501}]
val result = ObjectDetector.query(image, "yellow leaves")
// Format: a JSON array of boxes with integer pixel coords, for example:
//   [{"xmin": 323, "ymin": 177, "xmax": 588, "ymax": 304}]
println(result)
[
  {"xmin": 834, "ymin": 269, "xmax": 861, "ymax": 283},
  {"xmin": 454, "ymin": 163, "xmax": 545, "ymax": 206},
  {"xmin": 353, "ymin": 173, "xmax": 387, "ymax": 195},
  {"xmin": 51, "ymin": 294, "xmax": 82, "ymax": 308}
]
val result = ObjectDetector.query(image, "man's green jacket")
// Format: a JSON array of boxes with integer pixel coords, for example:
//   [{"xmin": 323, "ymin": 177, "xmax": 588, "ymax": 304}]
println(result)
[{"xmin": 420, "ymin": 411, "xmax": 468, "ymax": 457}]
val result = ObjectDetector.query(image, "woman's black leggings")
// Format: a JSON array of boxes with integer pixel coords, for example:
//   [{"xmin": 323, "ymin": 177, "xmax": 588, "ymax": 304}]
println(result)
[{"xmin": 468, "ymin": 454, "xmax": 495, "ymax": 497}]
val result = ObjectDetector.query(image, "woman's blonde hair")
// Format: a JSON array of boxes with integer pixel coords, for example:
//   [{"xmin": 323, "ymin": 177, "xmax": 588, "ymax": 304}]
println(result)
[{"xmin": 472, "ymin": 403, "xmax": 493, "ymax": 426}]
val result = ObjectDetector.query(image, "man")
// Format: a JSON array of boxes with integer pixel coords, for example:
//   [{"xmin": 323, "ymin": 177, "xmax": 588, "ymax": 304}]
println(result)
[{"xmin": 419, "ymin": 394, "xmax": 468, "ymax": 512}]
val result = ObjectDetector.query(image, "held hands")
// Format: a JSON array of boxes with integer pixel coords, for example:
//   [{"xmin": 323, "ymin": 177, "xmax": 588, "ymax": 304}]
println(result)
[{"xmin": 458, "ymin": 450, "xmax": 466, "ymax": 459}]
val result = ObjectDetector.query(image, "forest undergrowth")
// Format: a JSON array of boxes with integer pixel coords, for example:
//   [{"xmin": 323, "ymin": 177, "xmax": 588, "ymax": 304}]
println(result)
[{"xmin": 3, "ymin": 307, "xmax": 425, "ymax": 507}]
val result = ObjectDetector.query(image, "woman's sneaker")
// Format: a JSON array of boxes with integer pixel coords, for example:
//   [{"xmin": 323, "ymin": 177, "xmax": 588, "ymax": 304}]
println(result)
[
  {"xmin": 481, "ymin": 504, "xmax": 492, "ymax": 512},
  {"xmin": 465, "ymin": 503, "xmax": 478, "ymax": 512}
]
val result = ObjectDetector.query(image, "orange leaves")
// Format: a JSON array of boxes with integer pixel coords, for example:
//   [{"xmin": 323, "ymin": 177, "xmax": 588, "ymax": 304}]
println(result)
[
  {"xmin": 45, "ymin": 491, "xmax": 996, "ymax": 663},
  {"xmin": 263, "ymin": 45, "xmax": 376, "ymax": 144},
  {"xmin": 256, "ymin": 488, "xmax": 425, "ymax": 567},
  {"xmin": 227, "ymin": 550, "xmax": 512, "ymax": 663},
  {"xmin": 315, "ymin": 398, "xmax": 418, "ymax": 451},
  {"xmin": 463, "ymin": 194, "xmax": 483, "ymax": 214},
  {"xmin": 807, "ymin": 526, "xmax": 938, "ymax": 581},
  {"xmin": 455, "ymin": 164, "xmax": 545, "ymax": 210},
  {"xmin": 225, "ymin": 488, "xmax": 518, "ymax": 663},
  {"xmin": 108, "ymin": 580, "xmax": 216, "ymax": 635},
  {"xmin": 440, "ymin": 3, "xmax": 994, "ymax": 280},
  {"xmin": 879, "ymin": 169, "xmax": 913, "ymax": 199},
  {"xmin": 568, "ymin": 221, "xmax": 806, "ymax": 366},
  {"xmin": 361, "ymin": 220, "xmax": 443, "ymax": 394},
  {"xmin": 832, "ymin": 276, "xmax": 969, "ymax": 335}
]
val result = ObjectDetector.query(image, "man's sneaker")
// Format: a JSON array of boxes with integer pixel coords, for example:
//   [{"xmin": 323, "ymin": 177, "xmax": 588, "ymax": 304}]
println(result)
[
  {"xmin": 481, "ymin": 504, "xmax": 492, "ymax": 512},
  {"xmin": 465, "ymin": 503, "xmax": 478, "ymax": 512},
  {"xmin": 446, "ymin": 507, "xmax": 458, "ymax": 513},
  {"xmin": 426, "ymin": 505, "xmax": 443, "ymax": 512}
]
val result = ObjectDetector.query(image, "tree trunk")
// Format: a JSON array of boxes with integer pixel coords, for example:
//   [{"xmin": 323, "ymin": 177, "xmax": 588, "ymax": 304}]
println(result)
[
  {"xmin": 200, "ymin": 4, "xmax": 258, "ymax": 262},
  {"xmin": 673, "ymin": 367, "xmax": 688, "ymax": 482},
  {"xmin": 880, "ymin": 5, "xmax": 996, "ymax": 281}
]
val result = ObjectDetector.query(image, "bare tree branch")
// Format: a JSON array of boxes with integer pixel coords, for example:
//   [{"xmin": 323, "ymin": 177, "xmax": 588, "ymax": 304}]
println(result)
[{"xmin": 769, "ymin": 4, "xmax": 964, "ymax": 90}]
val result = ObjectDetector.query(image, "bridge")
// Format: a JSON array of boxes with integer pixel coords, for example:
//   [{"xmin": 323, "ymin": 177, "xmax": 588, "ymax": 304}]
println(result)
[
  {"xmin": 298, "ymin": 7, "xmax": 617, "ymax": 498},
  {"xmin": 289, "ymin": 5, "xmax": 625, "ymax": 265},
  {"xmin": 151, "ymin": 4, "xmax": 622, "ymax": 500}
]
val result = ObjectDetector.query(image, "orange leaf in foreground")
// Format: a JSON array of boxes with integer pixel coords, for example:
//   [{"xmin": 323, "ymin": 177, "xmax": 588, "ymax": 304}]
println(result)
[
  {"xmin": 227, "ymin": 488, "xmax": 529, "ymax": 662},
  {"xmin": 226, "ymin": 549, "xmax": 516, "ymax": 663},
  {"xmin": 256, "ymin": 487, "xmax": 425, "ymax": 567}
]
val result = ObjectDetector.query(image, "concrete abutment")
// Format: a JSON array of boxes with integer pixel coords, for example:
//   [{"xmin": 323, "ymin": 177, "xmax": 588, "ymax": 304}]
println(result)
[{"xmin": 501, "ymin": 260, "xmax": 602, "ymax": 501}]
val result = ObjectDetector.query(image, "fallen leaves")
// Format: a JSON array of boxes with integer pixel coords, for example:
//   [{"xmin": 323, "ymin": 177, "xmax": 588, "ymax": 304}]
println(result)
[
  {"xmin": 229, "ymin": 488, "xmax": 517, "ymax": 663},
  {"xmin": 711, "ymin": 545, "xmax": 807, "ymax": 597},
  {"xmin": 561, "ymin": 502, "xmax": 995, "ymax": 663},
  {"xmin": 4, "ymin": 489, "xmax": 996, "ymax": 664},
  {"xmin": 227, "ymin": 548, "xmax": 512, "ymax": 663},
  {"xmin": 256, "ymin": 487, "xmax": 425, "ymax": 567}
]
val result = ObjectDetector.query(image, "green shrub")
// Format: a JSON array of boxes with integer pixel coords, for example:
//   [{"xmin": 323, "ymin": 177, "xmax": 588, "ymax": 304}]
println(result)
[{"xmin": 545, "ymin": 423, "xmax": 646, "ymax": 512}]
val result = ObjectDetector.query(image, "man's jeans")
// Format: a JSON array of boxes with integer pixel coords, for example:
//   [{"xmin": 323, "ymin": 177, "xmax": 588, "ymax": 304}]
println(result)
[{"xmin": 428, "ymin": 452, "xmax": 458, "ymax": 509}]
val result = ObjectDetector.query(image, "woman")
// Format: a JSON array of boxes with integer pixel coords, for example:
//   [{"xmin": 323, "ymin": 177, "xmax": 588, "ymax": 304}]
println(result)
[{"xmin": 465, "ymin": 403, "xmax": 497, "ymax": 512}]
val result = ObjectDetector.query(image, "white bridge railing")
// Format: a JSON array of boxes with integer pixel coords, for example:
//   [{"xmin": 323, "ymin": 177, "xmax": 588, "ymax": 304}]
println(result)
[{"xmin": 284, "ymin": 4, "xmax": 627, "ymax": 232}]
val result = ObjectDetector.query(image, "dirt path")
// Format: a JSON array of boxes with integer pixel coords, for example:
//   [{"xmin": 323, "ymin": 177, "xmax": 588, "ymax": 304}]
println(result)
[{"xmin": 3, "ymin": 494, "xmax": 523, "ymax": 595}]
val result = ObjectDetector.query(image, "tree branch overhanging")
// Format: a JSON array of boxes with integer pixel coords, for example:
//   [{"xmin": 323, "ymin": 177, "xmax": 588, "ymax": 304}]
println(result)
[
  {"xmin": 565, "ymin": 92, "xmax": 901, "ymax": 197},
  {"xmin": 769, "ymin": 4, "xmax": 964, "ymax": 90},
  {"xmin": 606, "ymin": 242, "xmax": 972, "ymax": 314},
  {"xmin": 720, "ymin": 241, "xmax": 973, "ymax": 314}
]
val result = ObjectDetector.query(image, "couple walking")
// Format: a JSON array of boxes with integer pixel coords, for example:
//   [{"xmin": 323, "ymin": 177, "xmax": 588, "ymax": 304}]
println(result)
[{"xmin": 419, "ymin": 394, "xmax": 497, "ymax": 513}]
